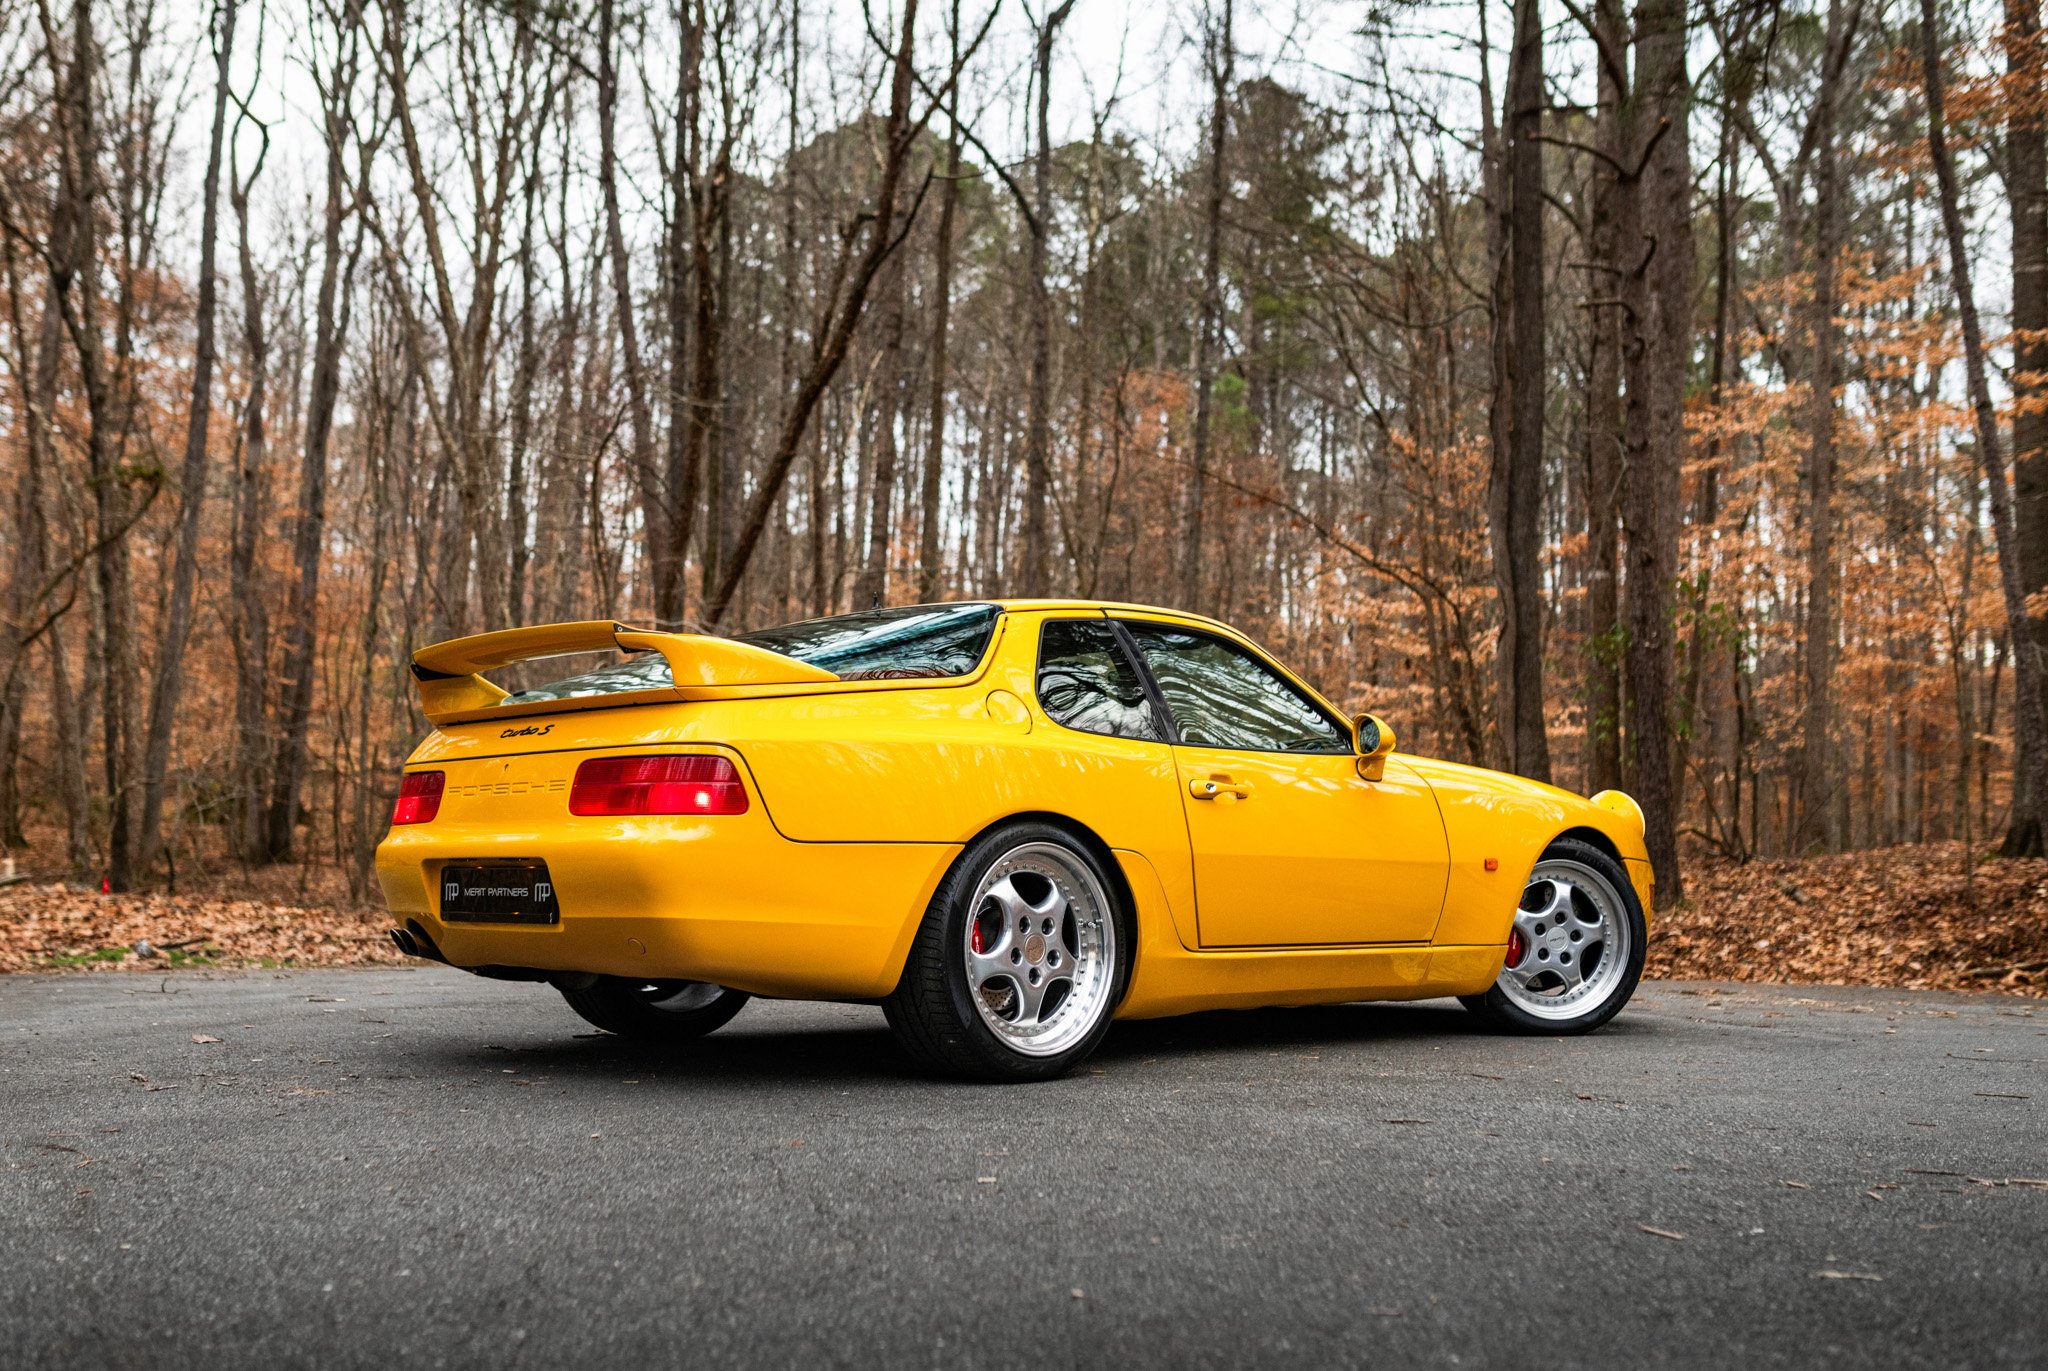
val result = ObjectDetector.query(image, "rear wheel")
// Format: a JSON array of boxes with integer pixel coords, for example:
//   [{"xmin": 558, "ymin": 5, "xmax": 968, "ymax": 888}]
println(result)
[
  {"xmin": 559, "ymin": 977, "xmax": 749, "ymax": 1043},
  {"xmin": 885, "ymin": 822, "xmax": 1131, "ymax": 1082},
  {"xmin": 1460, "ymin": 837, "xmax": 1645, "ymax": 1034}
]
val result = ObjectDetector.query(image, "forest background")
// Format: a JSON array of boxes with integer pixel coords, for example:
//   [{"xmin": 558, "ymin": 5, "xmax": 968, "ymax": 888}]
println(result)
[{"xmin": 3, "ymin": 0, "xmax": 2047, "ymax": 991}]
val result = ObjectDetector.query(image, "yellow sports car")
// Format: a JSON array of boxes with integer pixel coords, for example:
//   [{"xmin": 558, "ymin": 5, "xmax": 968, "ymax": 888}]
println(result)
[{"xmin": 378, "ymin": 601, "xmax": 1652, "ymax": 1080}]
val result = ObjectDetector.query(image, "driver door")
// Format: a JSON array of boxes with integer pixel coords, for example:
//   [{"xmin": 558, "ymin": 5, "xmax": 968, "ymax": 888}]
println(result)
[{"xmin": 1116, "ymin": 619, "xmax": 1450, "ymax": 947}]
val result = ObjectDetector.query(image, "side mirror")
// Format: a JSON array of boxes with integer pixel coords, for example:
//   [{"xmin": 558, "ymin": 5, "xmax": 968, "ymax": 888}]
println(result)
[{"xmin": 1354, "ymin": 713, "xmax": 1397, "ymax": 782}]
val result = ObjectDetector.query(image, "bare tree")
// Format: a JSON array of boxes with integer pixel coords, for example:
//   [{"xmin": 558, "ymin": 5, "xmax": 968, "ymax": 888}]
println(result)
[
  {"xmin": 136, "ymin": 0, "xmax": 239, "ymax": 876},
  {"xmin": 854, "ymin": 210, "xmax": 909, "ymax": 610},
  {"xmin": 918, "ymin": 0, "xmax": 965, "ymax": 604},
  {"xmin": 1793, "ymin": 0, "xmax": 1862, "ymax": 854},
  {"xmin": 1581, "ymin": 0, "xmax": 1626, "ymax": 798},
  {"xmin": 704, "ymin": 0, "xmax": 994, "ymax": 624},
  {"xmin": 1181, "ymin": 0, "xmax": 1230, "ymax": 610},
  {"xmin": 1016, "ymin": 0, "xmax": 1077, "ymax": 595},
  {"xmin": 268, "ymin": 0, "xmax": 368, "ymax": 861},
  {"xmin": 33, "ymin": 0, "xmax": 156, "ymax": 889},
  {"xmin": 226, "ymin": 46, "xmax": 274, "ymax": 863},
  {"xmin": 597, "ymin": 0, "xmax": 661, "ymax": 624},
  {"xmin": 1487, "ymin": 0, "xmax": 1551, "ymax": 782}
]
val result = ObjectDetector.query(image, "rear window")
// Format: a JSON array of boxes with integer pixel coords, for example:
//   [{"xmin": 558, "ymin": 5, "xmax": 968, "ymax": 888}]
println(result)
[
  {"xmin": 499, "ymin": 603, "xmax": 1000, "ymax": 705},
  {"xmin": 735, "ymin": 603, "xmax": 999, "ymax": 678}
]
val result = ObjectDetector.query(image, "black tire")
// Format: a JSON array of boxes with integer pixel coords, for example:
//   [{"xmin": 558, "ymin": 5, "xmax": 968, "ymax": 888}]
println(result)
[
  {"xmin": 559, "ymin": 977, "xmax": 749, "ymax": 1042},
  {"xmin": 885, "ymin": 821, "xmax": 1133, "ymax": 1082},
  {"xmin": 1459, "ymin": 836, "xmax": 1647, "ymax": 1035}
]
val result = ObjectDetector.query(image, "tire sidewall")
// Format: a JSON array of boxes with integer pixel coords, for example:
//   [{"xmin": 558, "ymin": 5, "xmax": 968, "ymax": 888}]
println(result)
[
  {"xmin": 933, "ymin": 822, "xmax": 1133, "ymax": 1080},
  {"xmin": 563, "ymin": 977, "xmax": 749, "ymax": 1041},
  {"xmin": 1476, "ymin": 839, "xmax": 1647, "ymax": 1035}
]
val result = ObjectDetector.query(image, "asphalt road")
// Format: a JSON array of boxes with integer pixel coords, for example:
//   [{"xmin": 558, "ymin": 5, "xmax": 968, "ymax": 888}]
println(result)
[{"xmin": 1, "ymin": 970, "xmax": 2043, "ymax": 1370}]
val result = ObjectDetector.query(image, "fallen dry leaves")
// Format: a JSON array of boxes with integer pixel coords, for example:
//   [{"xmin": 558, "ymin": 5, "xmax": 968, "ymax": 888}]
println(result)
[
  {"xmin": 3, "ymin": 840, "xmax": 2045, "ymax": 994},
  {"xmin": 1647, "ymin": 841, "xmax": 2048, "ymax": 998},
  {"xmin": 0, "ymin": 882, "xmax": 403, "ymax": 973}
]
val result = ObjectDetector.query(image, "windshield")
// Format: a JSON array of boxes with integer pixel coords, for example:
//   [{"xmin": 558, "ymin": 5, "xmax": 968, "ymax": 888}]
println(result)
[{"xmin": 498, "ymin": 603, "xmax": 1001, "ymax": 705}]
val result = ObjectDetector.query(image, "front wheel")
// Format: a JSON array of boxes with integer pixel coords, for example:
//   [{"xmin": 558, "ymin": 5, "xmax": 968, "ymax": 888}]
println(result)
[
  {"xmin": 559, "ymin": 977, "xmax": 749, "ymax": 1043},
  {"xmin": 885, "ymin": 822, "xmax": 1131, "ymax": 1082},
  {"xmin": 1460, "ymin": 837, "xmax": 1646, "ymax": 1034}
]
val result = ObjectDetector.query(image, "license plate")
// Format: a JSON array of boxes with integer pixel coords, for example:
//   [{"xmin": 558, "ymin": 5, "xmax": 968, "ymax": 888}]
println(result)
[{"xmin": 437, "ymin": 861, "xmax": 561, "ymax": 924}]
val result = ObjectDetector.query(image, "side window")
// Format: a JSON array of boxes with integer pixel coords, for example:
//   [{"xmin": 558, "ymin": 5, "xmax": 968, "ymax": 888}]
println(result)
[
  {"xmin": 1119, "ymin": 623, "xmax": 1350, "ymax": 754},
  {"xmin": 1035, "ymin": 620, "xmax": 1162, "ymax": 742}
]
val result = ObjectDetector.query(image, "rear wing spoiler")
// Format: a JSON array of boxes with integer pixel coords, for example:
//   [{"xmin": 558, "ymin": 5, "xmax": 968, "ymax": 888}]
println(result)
[{"xmin": 408, "ymin": 619, "xmax": 838, "ymax": 725}]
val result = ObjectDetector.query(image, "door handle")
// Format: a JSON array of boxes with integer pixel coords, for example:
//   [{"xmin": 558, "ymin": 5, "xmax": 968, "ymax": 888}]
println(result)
[{"xmin": 1189, "ymin": 775, "xmax": 1253, "ymax": 801}]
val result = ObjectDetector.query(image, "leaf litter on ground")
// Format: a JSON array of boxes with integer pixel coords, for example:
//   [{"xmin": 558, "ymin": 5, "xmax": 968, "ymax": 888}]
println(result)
[
  {"xmin": 2, "ymin": 839, "xmax": 2044, "ymax": 996},
  {"xmin": 1646, "ymin": 842, "xmax": 2048, "ymax": 998}
]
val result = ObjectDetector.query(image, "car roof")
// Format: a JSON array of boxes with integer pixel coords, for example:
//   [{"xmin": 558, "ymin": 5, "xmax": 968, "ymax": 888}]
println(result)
[{"xmin": 986, "ymin": 598, "xmax": 1237, "ymax": 633}]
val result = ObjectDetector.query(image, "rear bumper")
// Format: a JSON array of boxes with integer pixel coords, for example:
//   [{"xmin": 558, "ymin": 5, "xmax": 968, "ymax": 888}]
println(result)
[{"xmin": 376, "ymin": 818, "xmax": 957, "ymax": 1000}]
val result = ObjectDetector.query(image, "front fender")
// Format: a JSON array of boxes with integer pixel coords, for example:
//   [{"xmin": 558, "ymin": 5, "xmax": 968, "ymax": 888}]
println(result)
[{"xmin": 1402, "ymin": 757, "xmax": 1652, "ymax": 945}]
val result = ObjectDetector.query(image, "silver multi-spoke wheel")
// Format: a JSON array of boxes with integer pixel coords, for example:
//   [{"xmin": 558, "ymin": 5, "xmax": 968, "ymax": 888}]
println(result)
[
  {"xmin": 1496, "ymin": 856, "xmax": 1632, "ymax": 1021},
  {"xmin": 888, "ymin": 822, "xmax": 1129, "ymax": 1079},
  {"xmin": 962, "ymin": 842, "xmax": 1117, "ymax": 1058}
]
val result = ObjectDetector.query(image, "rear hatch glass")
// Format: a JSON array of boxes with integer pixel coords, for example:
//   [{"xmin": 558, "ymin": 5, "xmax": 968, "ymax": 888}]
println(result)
[{"xmin": 499, "ymin": 602, "xmax": 1000, "ymax": 707}]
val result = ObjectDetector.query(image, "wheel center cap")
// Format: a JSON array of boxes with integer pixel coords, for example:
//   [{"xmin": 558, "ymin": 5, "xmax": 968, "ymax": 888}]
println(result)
[{"xmin": 1024, "ymin": 932, "xmax": 1047, "ymax": 964}]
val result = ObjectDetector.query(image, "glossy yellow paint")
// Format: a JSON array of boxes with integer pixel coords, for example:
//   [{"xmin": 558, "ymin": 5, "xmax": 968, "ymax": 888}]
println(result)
[
  {"xmin": 1171, "ymin": 750, "xmax": 1449, "ymax": 946},
  {"xmin": 375, "ymin": 600, "xmax": 1654, "ymax": 1015}
]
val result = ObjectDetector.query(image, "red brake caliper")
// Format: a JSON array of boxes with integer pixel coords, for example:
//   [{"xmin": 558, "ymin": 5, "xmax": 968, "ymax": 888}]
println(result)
[
  {"xmin": 1505, "ymin": 927, "xmax": 1526, "ymax": 969},
  {"xmin": 971, "ymin": 919, "xmax": 986, "ymax": 955}
]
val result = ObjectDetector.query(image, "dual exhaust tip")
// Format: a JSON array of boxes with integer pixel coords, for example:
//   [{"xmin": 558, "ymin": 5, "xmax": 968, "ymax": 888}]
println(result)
[
  {"xmin": 389, "ymin": 923, "xmax": 448, "ymax": 964},
  {"xmin": 387, "ymin": 922, "xmax": 590, "ymax": 990}
]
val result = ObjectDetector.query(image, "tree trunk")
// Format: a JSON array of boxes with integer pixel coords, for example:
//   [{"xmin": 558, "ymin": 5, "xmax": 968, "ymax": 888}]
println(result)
[
  {"xmin": 661, "ymin": 2, "xmax": 726, "ymax": 626},
  {"xmin": 227, "ymin": 115, "xmax": 272, "ymax": 864},
  {"xmin": 1921, "ymin": 0, "xmax": 2048, "ymax": 856},
  {"xmin": 2005, "ymin": 0, "xmax": 2048, "ymax": 845},
  {"xmin": 0, "ymin": 225, "xmax": 51, "ymax": 851},
  {"xmin": 1619, "ymin": 0, "xmax": 1693, "ymax": 902},
  {"xmin": 1582, "ymin": 0, "xmax": 1626, "ymax": 796},
  {"xmin": 507, "ymin": 139, "xmax": 540, "ymax": 623},
  {"xmin": 1793, "ymin": 0, "xmax": 1850, "ymax": 853},
  {"xmin": 855, "ymin": 247, "xmax": 908, "ymax": 609},
  {"xmin": 598, "ymin": 0, "xmax": 662, "ymax": 623},
  {"xmin": 919, "ymin": 0, "xmax": 963, "ymax": 604},
  {"xmin": 135, "ymin": 0, "xmax": 237, "ymax": 877},
  {"xmin": 267, "ymin": 2, "xmax": 362, "ymax": 861},
  {"xmin": 1021, "ymin": 0, "xmax": 1077, "ymax": 596},
  {"xmin": 1488, "ymin": 0, "xmax": 1551, "ymax": 782},
  {"xmin": 2, "ymin": 225, "xmax": 91, "ymax": 869},
  {"xmin": 42, "ymin": 0, "xmax": 145, "ymax": 888},
  {"xmin": 705, "ymin": 193, "xmax": 737, "ymax": 599},
  {"xmin": 1676, "ymin": 87, "xmax": 1741, "ymax": 840},
  {"xmin": 1182, "ymin": 0, "xmax": 1232, "ymax": 610}
]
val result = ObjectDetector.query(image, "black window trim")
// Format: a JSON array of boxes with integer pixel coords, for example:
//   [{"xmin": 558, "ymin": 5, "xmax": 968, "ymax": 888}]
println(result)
[
  {"xmin": 1111, "ymin": 617, "xmax": 1353, "ymax": 757},
  {"xmin": 1107, "ymin": 618, "xmax": 1182, "ymax": 744},
  {"xmin": 1032, "ymin": 614, "xmax": 1178, "ymax": 745}
]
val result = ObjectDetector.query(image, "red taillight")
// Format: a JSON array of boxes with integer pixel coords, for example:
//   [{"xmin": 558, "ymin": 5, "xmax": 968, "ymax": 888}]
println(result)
[
  {"xmin": 392, "ymin": 771, "xmax": 445, "ymax": 825},
  {"xmin": 570, "ymin": 755, "xmax": 748, "ymax": 816}
]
